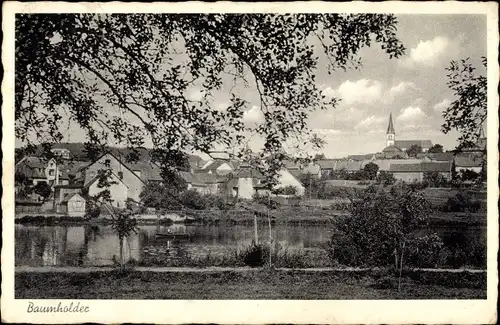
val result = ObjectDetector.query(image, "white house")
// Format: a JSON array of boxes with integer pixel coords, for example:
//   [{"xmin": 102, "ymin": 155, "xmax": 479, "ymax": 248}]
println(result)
[
  {"xmin": 85, "ymin": 171, "xmax": 129, "ymax": 208},
  {"xmin": 59, "ymin": 193, "xmax": 86, "ymax": 217}
]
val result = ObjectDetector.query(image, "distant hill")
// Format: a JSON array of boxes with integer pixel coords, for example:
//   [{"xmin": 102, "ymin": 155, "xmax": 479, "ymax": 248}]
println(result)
[{"xmin": 15, "ymin": 142, "xmax": 202, "ymax": 164}]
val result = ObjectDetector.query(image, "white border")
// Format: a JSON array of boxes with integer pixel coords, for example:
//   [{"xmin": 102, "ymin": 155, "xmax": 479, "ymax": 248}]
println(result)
[{"xmin": 2, "ymin": 2, "xmax": 498, "ymax": 324}]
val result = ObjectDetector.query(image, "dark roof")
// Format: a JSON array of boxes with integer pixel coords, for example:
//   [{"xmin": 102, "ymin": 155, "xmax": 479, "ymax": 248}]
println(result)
[
  {"xmin": 54, "ymin": 184, "xmax": 84, "ymax": 189},
  {"xmin": 382, "ymin": 145, "xmax": 404, "ymax": 153},
  {"xmin": 421, "ymin": 162, "xmax": 451, "ymax": 172},
  {"xmin": 193, "ymin": 171, "xmax": 227, "ymax": 184},
  {"xmin": 233, "ymin": 167, "xmax": 266, "ymax": 180},
  {"xmin": 61, "ymin": 193, "xmax": 85, "ymax": 204},
  {"xmin": 454, "ymin": 156, "xmax": 483, "ymax": 168},
  {"xmin": 348, "ymin": 154, "xmax": 376, "ymax": 161},
  {"xmin": 416, "ymin": 152, "xmax": 455, "ymax": 162},
  {"xmin": 390, "ymin": 162, "xmax": 451, "ymax": 173},
  {"xmin": 394, "ymin": 140, "xmax": 433, "ymax": 149},
  {"xmin": 202, "ymin": 160, "xmax": 235, "ymax": 174},
  {"xmin": 179, "ymin": 171, "xmax": 209, "ymax": 186},
  {"xmin": 316, "ymin": 159, "xmax": 337, "ymax": 169},
  {"xmin": 389, "ymin": 163, "xmax": 422, "ymax": 172},
  {"xmin": 125, "ymin": 161, "xmax": 163, "ymax": 182}
]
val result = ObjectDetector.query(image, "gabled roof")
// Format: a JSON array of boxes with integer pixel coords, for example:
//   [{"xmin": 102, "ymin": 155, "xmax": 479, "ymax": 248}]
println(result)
[
  {"xmin": 421, "ymin": 161, "xmax": 452, "ymax": 172},
  {"xmin": 202, "ymin": 159, "xmax": 235, "ymax": 174},
  {"xmin": 126, "ymin": 160, "xmax": 163, "ymax": 182},
  {"xmin": 382, "ymin": 145, "xmax": 404, "ymax": 153},
  {"xmin": 15, "ymin": 157, "xmax": 47, "ymax": 179},
  {"xmin": 335, "ymin": 160, "xmax": 362, "ymax": 171},
  {"xmin": 389, "ymin": 163, "xmax": 422, "ymax": 172},
  {"xmin": 348, "ymin": 154, "xmax": 376, "ymax": 161},
  {"xmin": 61, "ymin": 193, "xmax": 85, "ymax": 204},
  {"xmin": 82, "ymin": 152, "xmax": 145, "ymax": 184},
  {"xmin": 84, "ymin": 170, "xmax": 128, "ymax": 189},
  {"xmin": 394, "ymin": 140, "xmax": 433, "ymax": 149},
  {"xmin": 316, "ymin": 159, "xmax": 337, "ymax": 169}
]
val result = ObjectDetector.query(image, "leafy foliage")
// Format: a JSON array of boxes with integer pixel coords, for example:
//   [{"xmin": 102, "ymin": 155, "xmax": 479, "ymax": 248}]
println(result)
[
  {"xmin": 139, "ymin": 180, "xmax": 186, "ymax": 210},
  {"xmin": 32, "ymin": 181, "xmax": 52, "ymax": 202},
  {"xmin": 427, "ymin": 144, "xmax": 444, "ymax": 153},
  {"xmin": 423, "ymin": 171, "xmax": 448, "ymax": 188},
  {"xmin": 441, "ymin": 58, "xmax": 487, "ymax": 150},
  {"xmin": 405, "ymin": 144, "xmax": 422, "ymax": 158},
  {"xmin": 272, "ymin": 185, "xmax": 298, "ymax": 196},
  {"xmin": 16, "ymin": 13, "xmax": 405, "ymax": 184},
  {"xmin": 442, "ymin": 192, "xmax": 481, "ymax": 213},
  {"xmin": 363, "ymin": 162, "xmax": 379, "ymax": 180},
  {"xmin": 329, "ymin": 186, "xmax": 431, "ymax": 267},
  {"xmin": 376, "ymin": 170, "xmax": 396, "ymax": 186}
]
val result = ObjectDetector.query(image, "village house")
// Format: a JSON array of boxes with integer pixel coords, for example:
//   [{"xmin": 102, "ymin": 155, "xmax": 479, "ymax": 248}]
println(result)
[
  {"xmin": 227, "ymin": 165, "xmax": 305, "ymax": 199},
  {"xmin": 389, "ymin": 161, "xmax": 452, "ymax": 183},
  {"xmin": 58, "ymin": 193, "xmax": 86, "ymax": 217}
]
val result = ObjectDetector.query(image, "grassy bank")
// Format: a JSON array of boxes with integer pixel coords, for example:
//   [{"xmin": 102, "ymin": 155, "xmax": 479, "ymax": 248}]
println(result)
[{"xmin": 15, "ymin": 268, "xmax": 486, "ymax": 299}]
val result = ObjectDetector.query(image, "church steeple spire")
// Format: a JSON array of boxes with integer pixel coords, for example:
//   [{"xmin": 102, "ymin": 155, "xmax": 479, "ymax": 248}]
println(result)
[
  {"xmin": 387, "ymin": 112, "xmax": 395, "ymax": 134},
  {"xmin": 386, "ymin": 112, "xmax": 395, "ymax": 147}
]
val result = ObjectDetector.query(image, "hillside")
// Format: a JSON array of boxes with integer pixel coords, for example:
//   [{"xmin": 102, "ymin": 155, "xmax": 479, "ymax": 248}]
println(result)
[{"xmin": 15, "ymin": 142, "xmax": 203, "ymax": 164}]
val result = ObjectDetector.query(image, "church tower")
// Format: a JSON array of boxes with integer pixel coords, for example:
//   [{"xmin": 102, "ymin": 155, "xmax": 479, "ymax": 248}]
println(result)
[{"xmin": 386, "ymin": 112, "xmax": 395, "ymax": 147}]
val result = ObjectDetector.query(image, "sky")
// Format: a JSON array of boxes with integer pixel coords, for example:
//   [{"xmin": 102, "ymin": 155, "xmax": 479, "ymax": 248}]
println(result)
[
  {"xmin": 18, "ymin": 14, "xmax": 488, "ymax": 159},
  {"xmin": 305, "ymin": 14, "xmax": 487, "ymax": 157}
]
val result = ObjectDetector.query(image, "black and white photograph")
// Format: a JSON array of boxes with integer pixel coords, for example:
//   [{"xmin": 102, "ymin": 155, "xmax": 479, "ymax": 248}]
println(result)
[{"xmin": 2, "ymin": 2, "xmax": 498, "ymax": 324}]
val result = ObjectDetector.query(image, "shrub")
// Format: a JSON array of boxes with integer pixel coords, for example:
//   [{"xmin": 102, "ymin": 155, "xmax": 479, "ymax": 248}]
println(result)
[
  {"xmin": 443, "ymin": 192, "xmax": 481, "ymax": 212},
  {"xmin": 179, "ymin": 189, "xmax": 208, "ymax": 210},
  {"xmin": 239, "ymin": 243, "xmax": 269, "ymax": 267},
  {"xmin": 405, "ymin": 234, "xmax": 445, "ymax": 268},
  {"xmin": 376, "ymin": 171, "xmax": 396, "ymax": 186},
  {"xmin": 328, "ymin": 187, "xmax": 431, "ymax": 268}
]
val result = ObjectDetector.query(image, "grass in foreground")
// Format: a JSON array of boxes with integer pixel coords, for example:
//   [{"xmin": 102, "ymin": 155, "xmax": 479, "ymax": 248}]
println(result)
[{"xmin": 16, "ymin": 269, "xmax": 486, "ymax": 300}]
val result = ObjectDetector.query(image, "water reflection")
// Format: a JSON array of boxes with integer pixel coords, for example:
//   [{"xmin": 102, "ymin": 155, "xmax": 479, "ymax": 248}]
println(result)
[{"xmin": 15, "ymin": 223, "xmax": 485, "ymax": 267}]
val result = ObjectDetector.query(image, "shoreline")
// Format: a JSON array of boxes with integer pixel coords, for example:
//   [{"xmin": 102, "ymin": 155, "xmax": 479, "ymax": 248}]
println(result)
[{"xmin": 14, "ymin": 211, "xmax": 487, "ymax": 226}]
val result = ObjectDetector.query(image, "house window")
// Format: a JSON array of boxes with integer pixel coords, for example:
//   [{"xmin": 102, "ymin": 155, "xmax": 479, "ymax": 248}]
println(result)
[
  {"xmin": 49, "ymin": 169, "xmax": 55, "ymax": 176},
  {"xmin": 118, "ymin": 171, "xmax": 123, "ymax": 180},
  {"xmin": 104, "ymin": 159, "xmax": 111, "ymax": 167}
]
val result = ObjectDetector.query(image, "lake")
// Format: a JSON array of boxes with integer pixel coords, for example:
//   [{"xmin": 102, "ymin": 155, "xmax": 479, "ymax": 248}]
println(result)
[{"xmin": 15, "ymin": 223, "xmax": 486, "ymax": 267}]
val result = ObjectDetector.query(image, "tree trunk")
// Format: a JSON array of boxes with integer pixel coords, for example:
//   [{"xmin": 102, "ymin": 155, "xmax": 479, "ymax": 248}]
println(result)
[
  {"xmin": 253, "ymin": 213, "xmax": 258, "ymax": 245},
  {"xmin": 268, "ymin": 201, "xmax": 272, "ymax": 267},
  {"xmin": 398, "ymin": 240, "xmax": 406, "ymax": 291},
  {"xmin": 119, "ymin": 237, "xmax": 124, "ymax": 270}
]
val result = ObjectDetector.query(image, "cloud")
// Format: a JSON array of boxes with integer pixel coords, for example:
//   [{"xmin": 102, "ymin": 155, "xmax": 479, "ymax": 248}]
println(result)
[
  {"xmin": 312, "ymin": 128, "xmax": 346, "ymax": 135},
  {"xmin": 389, "ymin": 81, "xmax": 417, "ymax": 97},
  {"xmin": 401, "ymin": 36, "xmax": 455, "ymax": 67},
  {"xmin": 433, "ymin": 99, "xmax": 452, "ymax": 113},
  {"xmin": 397, "ymin": 106, "xmax": 427, "ymax": 123},
  {"xmin": 243, "ymin": 105, "xmax": 264, "ymax": 125},
  {"xmin": 321, "ymin": 79, "xmax": 417, "ymax": 107},
  {"xmin": 355, "ymin": 115, "xmax": 386, "ymax": 131},
  {"xmin": 336, "ymin": 79, "xmax": 383, "ymax": 105}
]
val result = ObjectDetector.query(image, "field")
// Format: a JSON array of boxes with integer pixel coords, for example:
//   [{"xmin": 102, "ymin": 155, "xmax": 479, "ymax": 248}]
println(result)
[{"xmin": 15, "ymin": 268, "xmax": 486, "ymax": 299}]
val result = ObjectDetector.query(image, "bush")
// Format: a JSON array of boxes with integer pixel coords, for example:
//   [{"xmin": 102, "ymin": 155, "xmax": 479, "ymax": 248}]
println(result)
[
  {"xmin": 405, "ymin": 234, "xmax": 445, "ymax": 268},
  {"xmin": 376, "ymin": 171, "xmax": 396, "ymax": 186},
  {"xmin": 179, "ymin": 189, "xmax": 208, "ymax": 210},
  {"xmin": 443, "ymin": 192, "xmax": 481, "ymax": 212},
  {"xmin": 240, "ymin": 243, "xmax": 269, "ymax": 267}
]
